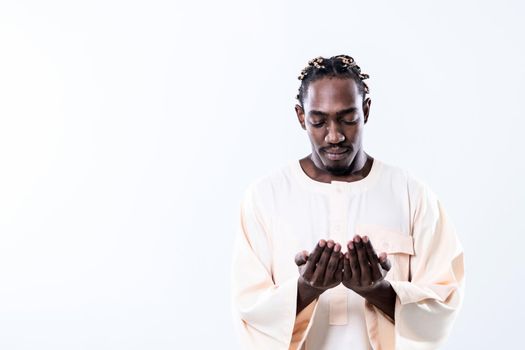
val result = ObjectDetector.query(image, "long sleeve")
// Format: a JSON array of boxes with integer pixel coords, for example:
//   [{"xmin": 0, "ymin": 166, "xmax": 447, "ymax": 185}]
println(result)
[
  {"xmin": 388, "ymin": 182, "xmax": 465, "ymax": 349},
  {"xmin": 231, "ymin": 183, "xmax": 318, "ymax": 350}
]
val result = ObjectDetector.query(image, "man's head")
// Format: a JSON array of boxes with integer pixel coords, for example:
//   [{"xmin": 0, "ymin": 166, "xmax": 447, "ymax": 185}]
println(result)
[{"xmin": 295, "ymin": 55, "xmax": 371, "ymax": 176}]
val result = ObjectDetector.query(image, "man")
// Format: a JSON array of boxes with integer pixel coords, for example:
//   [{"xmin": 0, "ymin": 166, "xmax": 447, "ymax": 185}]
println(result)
[{"xmin": 231, "ymin": 55, "xmax": 464, "ymax": 349}]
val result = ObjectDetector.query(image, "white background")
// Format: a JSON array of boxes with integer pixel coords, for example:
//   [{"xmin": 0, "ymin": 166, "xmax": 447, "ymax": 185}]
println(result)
[{"xmin": 0, "ymin": 0, "xmax": 523, "ymax": 349}]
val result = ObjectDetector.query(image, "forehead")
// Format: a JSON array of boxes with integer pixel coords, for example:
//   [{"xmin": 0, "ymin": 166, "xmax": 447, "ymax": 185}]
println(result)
[{"xmin": 304, "ymin": 77, "xmax": 362, "ymax": 113}]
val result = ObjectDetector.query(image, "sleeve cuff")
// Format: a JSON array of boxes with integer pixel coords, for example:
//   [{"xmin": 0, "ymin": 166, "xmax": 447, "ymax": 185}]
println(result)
[
  {"xmin": 389, "ymin": 280, "xmax": 455, "ymax": 305},
  {"xmin": 290, "ymin": 298, "xmax": 318, "ymax": 349}
]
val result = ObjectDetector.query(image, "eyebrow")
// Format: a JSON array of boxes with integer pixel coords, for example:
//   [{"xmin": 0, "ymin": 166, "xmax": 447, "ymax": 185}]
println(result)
[{"xmin": 308, "ymin": 107, "xmax": 358, "ymax": 118}]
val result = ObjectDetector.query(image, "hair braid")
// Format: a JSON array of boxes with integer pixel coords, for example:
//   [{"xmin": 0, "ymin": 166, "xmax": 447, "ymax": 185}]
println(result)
[{"xmin": 296, "ymin": 54, "xmax": 370, "ymax": 106}]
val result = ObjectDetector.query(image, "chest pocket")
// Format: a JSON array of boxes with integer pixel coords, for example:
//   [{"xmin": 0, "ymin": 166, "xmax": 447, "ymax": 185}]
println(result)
[{"xmin": 355, "ymin": 224, "xmax": 414, "ymax": 282}]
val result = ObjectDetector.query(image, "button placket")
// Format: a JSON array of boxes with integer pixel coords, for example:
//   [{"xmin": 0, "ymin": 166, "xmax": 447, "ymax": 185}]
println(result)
[
  {"xmin": 329, "ymin": 185, "xmax": 348, "ymax": 243},
  {"xmin": 328, "ymin": 184, "xmax": 349, "ymax": 325}
]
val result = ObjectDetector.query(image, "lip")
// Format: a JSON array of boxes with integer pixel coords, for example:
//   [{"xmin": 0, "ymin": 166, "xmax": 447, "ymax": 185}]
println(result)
[{"xmin": 323, "ymin": 148, "xmax": 349, "ymax": 160}]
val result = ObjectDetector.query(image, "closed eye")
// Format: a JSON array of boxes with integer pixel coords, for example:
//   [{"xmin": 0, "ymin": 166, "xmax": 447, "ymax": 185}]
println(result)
[
  {"xmin": 342, "ymin": 117, "xmax": 360, "ymax": 125},
  {"xmin": 309, "ymin": 121, "xmax": 325, "ymax": 128}
]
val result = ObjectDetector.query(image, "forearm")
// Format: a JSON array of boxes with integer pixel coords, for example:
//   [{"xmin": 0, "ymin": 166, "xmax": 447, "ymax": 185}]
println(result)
[
  {"xmin": 358, "ymin": 280, "xmax": 396, "ymax": 322},
  {"xmin": 296, "ymin": 279, "xmax": 322, "ymax": 315}
]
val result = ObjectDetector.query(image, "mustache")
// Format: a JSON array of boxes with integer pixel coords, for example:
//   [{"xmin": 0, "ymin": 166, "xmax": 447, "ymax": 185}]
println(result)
[{"xmin": 321, "ymin": 146, "xmax": 352, "ymax": 153}]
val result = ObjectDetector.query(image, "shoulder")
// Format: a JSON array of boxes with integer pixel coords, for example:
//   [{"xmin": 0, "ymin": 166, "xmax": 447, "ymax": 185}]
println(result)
[
  {"xmin": 242, "ymin": 161, "xmax": 297, "ymax": 200},
  {"xmin": 376, "ymin": 159, "xmax": 445, "ymax": 232},
  {"xmin": 240, "ymin": 161, "xmax": 297, "ymax": 214},
  {"xmin": 376, "ymin": 158, "xmax": 439, "ymax": 203}
]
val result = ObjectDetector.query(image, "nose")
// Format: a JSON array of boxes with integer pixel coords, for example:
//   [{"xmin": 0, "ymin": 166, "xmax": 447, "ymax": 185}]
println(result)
[{"xmin": 325, "ymin": 121, "xmax": 345, "ymax": 144}]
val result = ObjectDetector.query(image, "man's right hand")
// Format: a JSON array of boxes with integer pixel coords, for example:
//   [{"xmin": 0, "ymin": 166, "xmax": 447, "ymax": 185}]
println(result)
[
  {"xmin": 295, "ymin": 239, "xmax": 343, "ymax": 292},
  {"xmin": 294, "ymin": 239, "xmax": 343, "ymax": 315}
]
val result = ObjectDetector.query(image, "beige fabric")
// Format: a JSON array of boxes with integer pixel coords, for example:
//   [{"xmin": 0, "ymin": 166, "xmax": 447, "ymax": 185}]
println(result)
[{"xmin": 231, "ymin": 159, "xmax": 464, "ymax": 349}]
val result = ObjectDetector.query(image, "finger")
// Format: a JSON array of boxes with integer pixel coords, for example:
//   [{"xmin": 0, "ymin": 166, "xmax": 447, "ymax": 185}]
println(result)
[
  {"xmin": 363, "ymin": 236, "xmax": 382, "ymax": 281},
  {"xmin": 312, "ymin": 240, "xmax": 334, "ymax": 285},
  {"xmin": 378, "ymin": 252, "xmax": 392, "ymax": 271},
  {"xmin": 354, "ymin": 235, "xmax": 372, "ymax": 286},
  {"xmin": 323, "ymin": 243, "xmax": 341, "ymax": 285},
  {"xmin": 347, "ymin": 240, "xmax": 361, "ymax": 285},
  {"xmin": 303, "ymin": 240, "xmax": 326, "ymax": 279},
  {"xmin": 343, "ymin": 252, "xmax": 352, "ymax": 283},
  {"xmin": 294, "ymin": 250, "xmax": 309, "ymax": 266},
  {"xmin": 335, "ymin": 254, "xmax": 343, "ymax": 283}
]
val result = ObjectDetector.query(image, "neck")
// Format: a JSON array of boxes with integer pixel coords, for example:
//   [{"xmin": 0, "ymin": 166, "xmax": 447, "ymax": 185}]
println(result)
[{"xmin": 301, "ymin": 150, "xmax": 373, "ymax": 184}]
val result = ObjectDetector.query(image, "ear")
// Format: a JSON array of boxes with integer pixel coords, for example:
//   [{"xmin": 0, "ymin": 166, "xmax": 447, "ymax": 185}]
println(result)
[
  {"xmin": 295, "ymin": 104, "xmax": 306, "ymax": 130},
  {"xmin": 363, "ymin": 97, "xmax": 371, "ymax": 124}
]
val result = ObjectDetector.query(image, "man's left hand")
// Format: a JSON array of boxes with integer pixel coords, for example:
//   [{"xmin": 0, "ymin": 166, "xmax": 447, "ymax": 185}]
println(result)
[{"xmin": 342, "ymin": 234, "xmax": 392, "ymax": 294}]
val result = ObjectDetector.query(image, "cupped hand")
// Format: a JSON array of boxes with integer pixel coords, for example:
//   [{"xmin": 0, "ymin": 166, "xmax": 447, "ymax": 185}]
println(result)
[
  {"xmin": 342, "ymin": 235, "xmax": 392, "ymax": 293},
  {"xmin": 295, "ymin": 239, "xmax": 343, "ymax": 292}
]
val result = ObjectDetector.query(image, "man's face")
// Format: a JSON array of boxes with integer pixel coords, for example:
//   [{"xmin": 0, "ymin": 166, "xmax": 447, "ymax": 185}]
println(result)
[{"xmin": 295, "ymin": 77, "xmax": 371, "ymax": 175}]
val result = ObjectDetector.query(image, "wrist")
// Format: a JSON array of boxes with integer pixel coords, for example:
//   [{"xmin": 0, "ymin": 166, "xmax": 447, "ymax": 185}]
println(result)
[
  {"xmin": 355, "ymin": 279, "xmax": 391, "ymax": 298},
  {"xmin": 298, "ymin": 278, "xmax": 325, "ymax": 298}
]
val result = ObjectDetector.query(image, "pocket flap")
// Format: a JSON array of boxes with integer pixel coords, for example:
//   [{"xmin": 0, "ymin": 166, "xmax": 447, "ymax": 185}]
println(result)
[{"xmin": 355, "ymin": 224, "xmax": 414, "ymax": 255}]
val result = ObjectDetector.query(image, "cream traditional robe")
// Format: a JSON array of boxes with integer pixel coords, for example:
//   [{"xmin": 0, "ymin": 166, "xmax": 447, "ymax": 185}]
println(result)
[{"xmin": 231, "ymin": 158, "xmax": 464, "ymax": 350}]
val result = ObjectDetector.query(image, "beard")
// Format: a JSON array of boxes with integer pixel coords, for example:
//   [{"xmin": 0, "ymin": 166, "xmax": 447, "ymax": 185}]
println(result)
[
  {"xmin": 309, "ymin": 140, "xmax": 366, "ymax": 176},
  {"xmin": 318, "ymin": 146, "xmax": 362, "ymax": 176},
  {"xmin": 324, "ymin": 163, "xmax": 351, "ymax": 176}
]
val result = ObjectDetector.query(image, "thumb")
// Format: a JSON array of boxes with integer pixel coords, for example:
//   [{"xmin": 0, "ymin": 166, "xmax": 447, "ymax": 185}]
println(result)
[
  {"xmin": 294, "ymin": 250, "xmax": 309, "ymax": 266},
  {"xmin": 378, "ymin": 252, "xmax": 392, "ymax": 271}
]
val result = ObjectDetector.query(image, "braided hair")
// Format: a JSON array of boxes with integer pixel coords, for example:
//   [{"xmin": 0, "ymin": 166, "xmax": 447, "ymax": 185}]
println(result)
[{"xmin": 296, "ymin": 55, "xmax": 370, "ymax": 107}]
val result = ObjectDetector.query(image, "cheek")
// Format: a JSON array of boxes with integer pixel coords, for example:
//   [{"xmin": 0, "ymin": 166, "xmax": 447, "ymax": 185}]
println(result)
[
  {"xmin": 307, "ymin": 128, "xmax": 325, "ymax": 145},
  {"xmin": 345, "ymin": 126, "xmax": 363, "ymax": 142}
]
